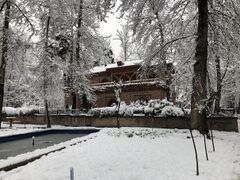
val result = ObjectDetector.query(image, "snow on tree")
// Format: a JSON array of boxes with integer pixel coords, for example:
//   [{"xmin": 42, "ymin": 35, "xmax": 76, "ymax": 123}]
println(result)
[
  {"xmin": 207, "ymin": 0, "xmax": 240, "ymax": 113},
  {"xmin": 114, "ymin": 80, "xmax": 122, "ymax": 128},
  {"xmin": 116, "ymin": 24, "xmax": 131, "ymax": 62},
  {"xmin": 57, "ymin": 0, "xmax": 113, "ymax": 110},
  {"xmin": 118, "ymin": 0, "xmax": 196, "ymax": 101},
  {"xmin": 0, "ymin": 0, "xmax": 36, "ymax": 128}
]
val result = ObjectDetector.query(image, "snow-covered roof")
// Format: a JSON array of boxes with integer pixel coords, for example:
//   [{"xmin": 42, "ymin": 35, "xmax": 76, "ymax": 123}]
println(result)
[{"xmin": 90, "ymin": 60, "xmax": 143, "ymax": 74}]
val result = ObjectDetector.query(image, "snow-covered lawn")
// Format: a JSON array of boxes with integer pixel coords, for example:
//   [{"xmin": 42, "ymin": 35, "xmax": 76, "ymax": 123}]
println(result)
[{"xmin": 0, "ymin": 127, "xmax": 239, "ymax": 180}]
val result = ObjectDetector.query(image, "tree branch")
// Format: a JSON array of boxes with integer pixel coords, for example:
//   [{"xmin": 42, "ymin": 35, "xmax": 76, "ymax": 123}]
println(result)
[
  {"xmin": 14, "ymin": 2, "xmax": 35, "ymax": 39},
  {"xmin": 146, "ymin": 34, "xmax": 194, "ymax": 61},
  {"xmin": 0, "ymin": 0, "xmax": 6, "ymax": 12},
  {"xmin": 221, "ymin": 53, "xmax": 230, "ymax": 82}
]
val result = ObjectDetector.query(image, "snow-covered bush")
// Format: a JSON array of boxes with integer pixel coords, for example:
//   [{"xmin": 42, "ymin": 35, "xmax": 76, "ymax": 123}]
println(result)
[
  {"xmin": 159, "ymin": 99, "xmax": 174, "ymax": 108},
  {"xmin": 123, "ymin": 102, "xmax": 134, "ymax": 116},
  {"xmin": 182, "ymin": 108, "xmax": 191, "ymax": 115},
  {"xmin": 92, "ymin": 101, "xmax": 147, "ymax": 117},
  {"xmin": 144, "ymin": 106, "xmax": 155, "ymax": 116},
  {"xmin": 131, "ymin": 100, "xmax": 146, "ymax": 114},
  {"xmin": 161, "ymin": 106, "xmax": 184, "ymax": 117},
  {"xmin": 2, "ymin": 107, "xmax": 39, "ymax": 116},
  {"xmin": 91, "ymin": 99, "xmax": 187, "ymax": 117},
  {"xmin": 92, "ymin": 106, "xmax": 117, "ymax": 117},
  {"xmin": 144, "ymin": 99, "xmax": 174, "ymax": 115},
  {"xmin": 92, "ymin": 102, "xmax": 128, "ymax": 117}
]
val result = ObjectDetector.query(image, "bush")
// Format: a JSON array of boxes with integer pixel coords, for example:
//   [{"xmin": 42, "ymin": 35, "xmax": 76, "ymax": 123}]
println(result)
[
  {"xmin": 2, "ymin": 107, "xmax": 39, "ymax": 116},
  {"xmin": 161, "ymin": 106, "xmax": 184, "ymax": 117},
  {"xmin": 91, "ymin": 99, "xmax": 186, "ymax": 117}
]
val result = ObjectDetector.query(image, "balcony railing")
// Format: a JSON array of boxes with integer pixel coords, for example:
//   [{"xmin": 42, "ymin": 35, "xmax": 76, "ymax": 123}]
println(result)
[{"xmin": 91, "ymin": 78, "xmax": 163, "ymax": 87}]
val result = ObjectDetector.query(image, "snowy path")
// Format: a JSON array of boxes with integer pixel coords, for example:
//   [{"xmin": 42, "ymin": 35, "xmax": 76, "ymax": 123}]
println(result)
[{"xmin": 0, "ymin": 128, "xmax": 239, "ymax": 180}]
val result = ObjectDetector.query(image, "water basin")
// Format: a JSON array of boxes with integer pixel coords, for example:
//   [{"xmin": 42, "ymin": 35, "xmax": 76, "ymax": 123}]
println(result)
[{"xmin": 0, "ymin": 129, "xmax": 99, "ymax": 160}]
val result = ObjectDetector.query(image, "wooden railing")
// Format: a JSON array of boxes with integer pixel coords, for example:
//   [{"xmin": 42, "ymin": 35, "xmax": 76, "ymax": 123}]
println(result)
[{"xmin": 91, "ymin": 78, "xmax": 164, "ymax": 87}]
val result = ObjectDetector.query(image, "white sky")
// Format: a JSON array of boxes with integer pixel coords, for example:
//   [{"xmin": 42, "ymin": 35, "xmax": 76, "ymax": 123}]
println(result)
[{"xmin": 99, "ymin": 8, "xmax": 123, "ymax": 61}]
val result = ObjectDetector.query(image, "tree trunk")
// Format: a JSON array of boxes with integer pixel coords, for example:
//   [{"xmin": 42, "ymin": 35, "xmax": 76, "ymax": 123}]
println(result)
[
  {"xmin": 157, "ymin": 14, "xmax": 170, "ymax": 101},
  {"xmin": 45, "ymin": 99, "xmax": 50, "ymax": 128},
  {"xmin": 211, "ymin": 6, "xmax": 222, "ymax": 113},
  {"xmin": 73, "ymin": 0, "xmax": 83, "ymax": 110},
  {"xmin": 76, "ymin": 0, "xmax": 83, "ymax": 65},
  {"xmin": 0, "ymin": 1, "xmax": 10, "ymax": 129},
  {"xmin": 72, "ymin": 92, "xmax": 76, "ymax": 109},
  {"xmin": 82, "ymin": 94, "xmax": 89, "ymax": 112},
  {"xmin": 44, "ymin": 15, "xmax": 51, "ymax": 128},
  {"xmin": 124, "ymin": 42, "xmax": 127, "ymax": 62},
  {"xmin": 68, "ymin": 20, "xmax": 75, "ymax": 107},
  {"xmin": 150, "ymin": 4, "xmax": 171, "ymax": 101},
  {"xmin": 215, "ymin": 49, "xmax": 222, "ymax": 114},
  {"xmin": 206, "ymin": 71, "xmax": 215, "ymax": 113},
  {"xmin": 191, "ymin": 0, "xmax": 208, "ymax": 135}
]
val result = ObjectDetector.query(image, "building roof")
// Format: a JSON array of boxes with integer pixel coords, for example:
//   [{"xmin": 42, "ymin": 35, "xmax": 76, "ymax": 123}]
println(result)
[{"xmin": 90, "ymin": 60, "xmax": 143, "ymax": 74}]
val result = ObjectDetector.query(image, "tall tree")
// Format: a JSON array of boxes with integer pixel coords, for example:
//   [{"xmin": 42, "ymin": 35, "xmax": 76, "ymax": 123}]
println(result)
[
  {"xmin": 0, "ymin": 0, "xmax": 36, "ymax": 127},
  {"xmin": 119, "ymin": 0, "xmax": 195, "ymax": 101},
  {"xmin": 43, "ymin": 14, "xmax": 51, "ymax": 128},
  {"xmin": 71, "ymin": 0, "xmax": 83, "ymax": 110},
  {"xmin": 64, "ymin": 0, "xmax": 112, "ymax": 110},
  {"xmin": 191, "ymin": 0, "xmax": 208, "ymax": 134},
  {"xmin": 207, "ymin": 0, "xmax": 240, "ymax": 113},
  {"xmin": 4, "ymin": 35, "xmax": 32, "ymax": 107},
  {"xmin": 0, "ymin": 0, "xmax": 11, "ymax": 128}
]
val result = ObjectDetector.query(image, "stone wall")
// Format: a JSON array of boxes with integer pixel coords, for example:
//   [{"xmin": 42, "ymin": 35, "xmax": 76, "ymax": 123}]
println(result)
[{"xmin": 15, "ymin": 115, "xmax": 239, "ymax": 132}]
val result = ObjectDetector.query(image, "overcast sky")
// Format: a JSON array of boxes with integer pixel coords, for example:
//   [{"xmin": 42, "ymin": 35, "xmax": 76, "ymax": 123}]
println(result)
[{"xmin": 99, "ymin": 7, "xmax": 123, "ymax": 61}]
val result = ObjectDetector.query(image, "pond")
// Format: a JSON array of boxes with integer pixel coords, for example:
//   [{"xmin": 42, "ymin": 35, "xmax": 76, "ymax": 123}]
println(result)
[{"xmin": 0, "ymin": 129, "xmax": 99, "ymax": 160}]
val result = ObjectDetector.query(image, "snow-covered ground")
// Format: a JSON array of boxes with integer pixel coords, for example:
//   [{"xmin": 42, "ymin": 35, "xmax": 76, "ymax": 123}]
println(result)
[{"xmin": 0, "ymin": 126, "xmax": 239, "ymax": 180}]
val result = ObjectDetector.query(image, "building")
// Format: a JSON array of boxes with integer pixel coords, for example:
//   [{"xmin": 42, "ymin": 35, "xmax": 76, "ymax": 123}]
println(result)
[{"xmin": 65, "ymin": 60, "xmax": 173, "ymax": 109}]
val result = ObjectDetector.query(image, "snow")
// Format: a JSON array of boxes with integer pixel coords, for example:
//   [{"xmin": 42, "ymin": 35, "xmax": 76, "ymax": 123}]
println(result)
[
  {"xmin": 0, "ymin": 123, "xmax": 96, "ymax": 137},
  {"xmin": 90, "ymin": 60, "xmax": 142, "ymax": 74},
  {"xmin": 0, "ymin": 123, "xmax": 46, "ymax": 137},
  {"xmin": 0, "ymin": 127, "xmax": 239, "ymax": 180},
  {"xmin": 161, "ymin": 106, "xmax": 184, "ymax": 117},
  {"xmin": 92, "ymin": 79, "xmax": 166, "ymax": 90},
  {"xmin": 2, "ymin": 107, "xmax": 38, "ymax": 116},
  {"xmin": 92, "ymin": 99, "xmax": 185, "ymax": 117}
]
